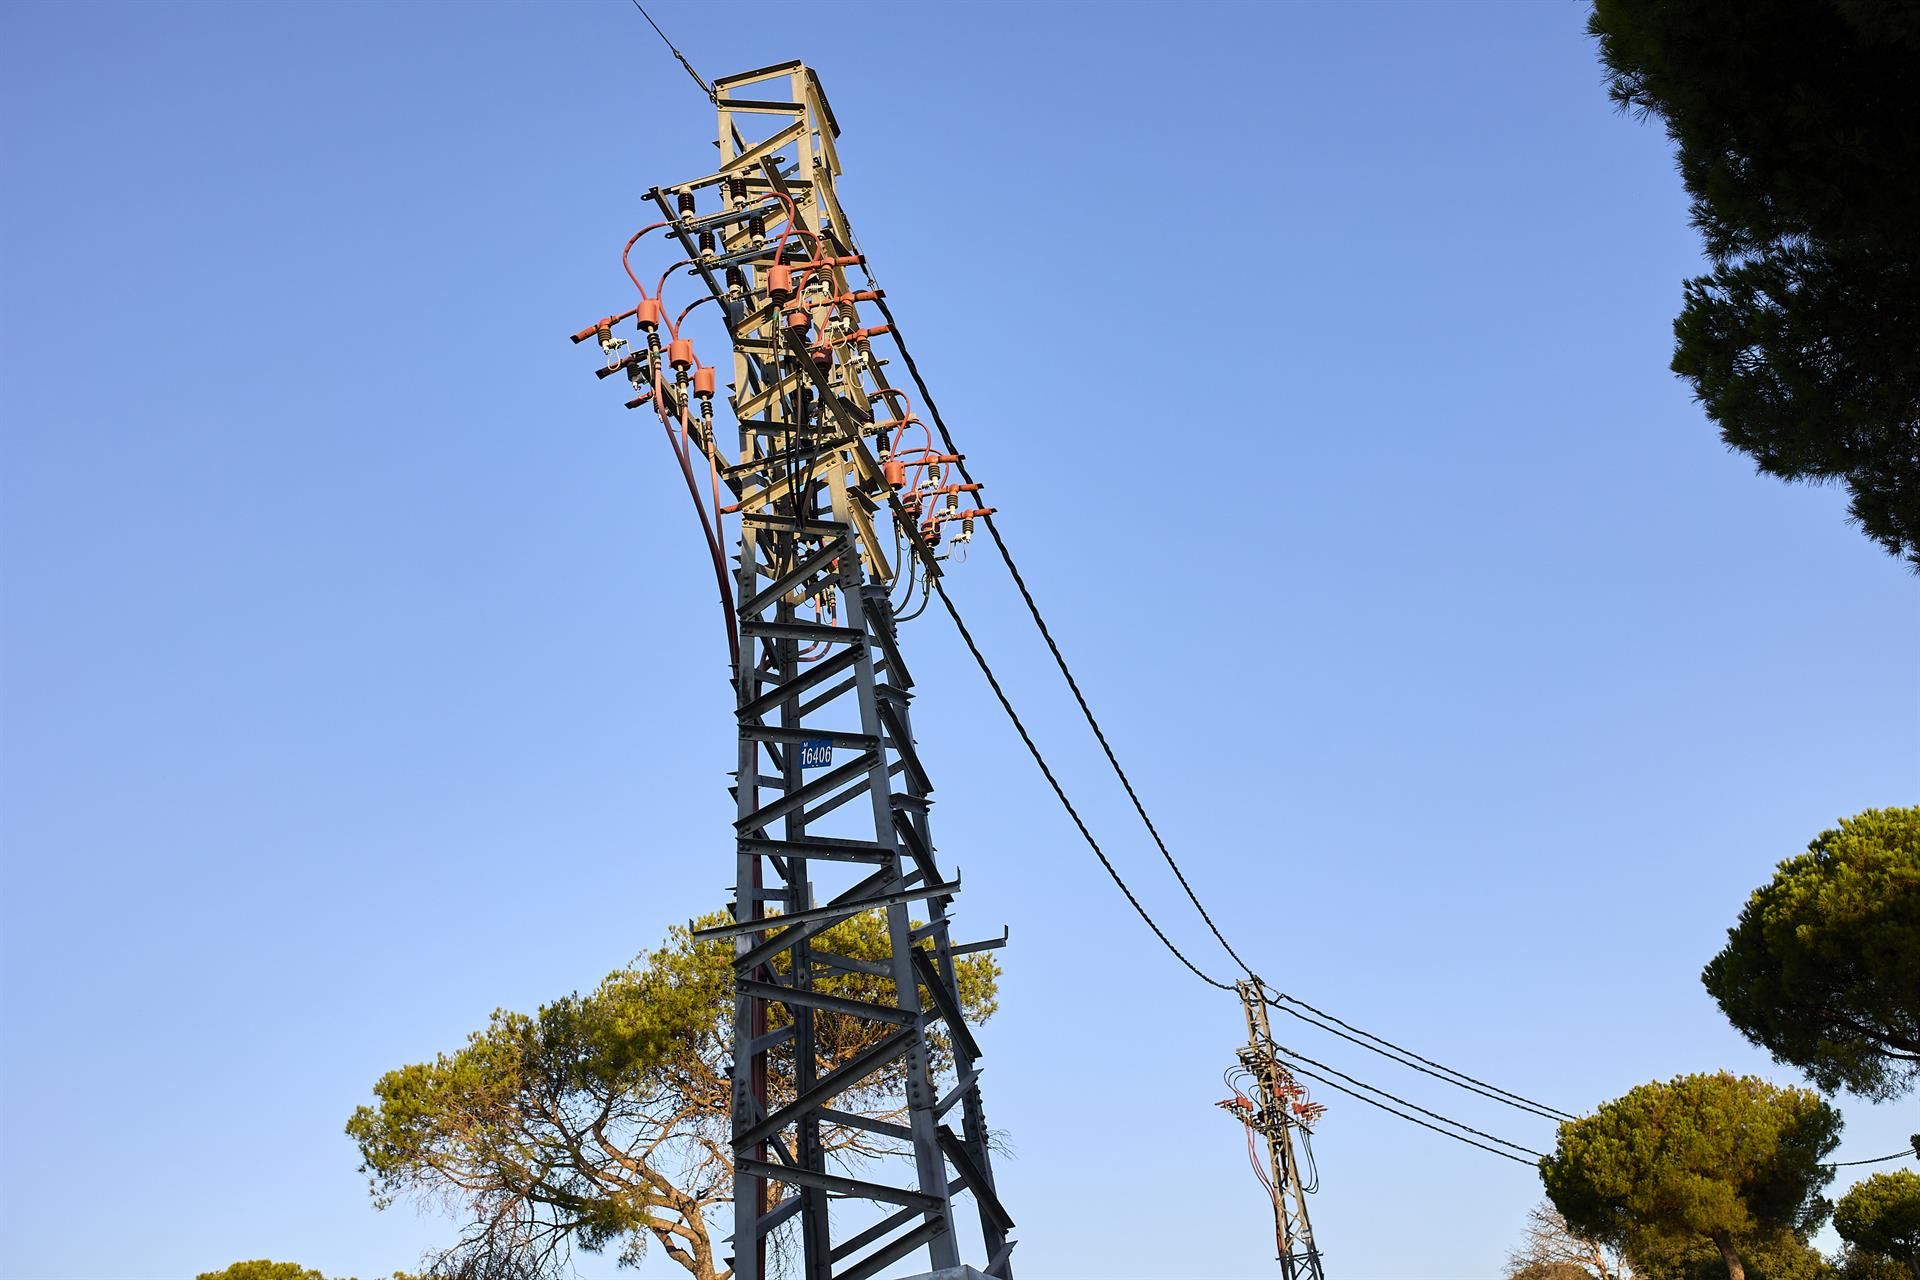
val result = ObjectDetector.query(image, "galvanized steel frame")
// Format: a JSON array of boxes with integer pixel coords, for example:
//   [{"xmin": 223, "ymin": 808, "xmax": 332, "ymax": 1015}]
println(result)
[{"xmin": 648, "ymin": 61, "xmax": 1012, "ymax": 1280}]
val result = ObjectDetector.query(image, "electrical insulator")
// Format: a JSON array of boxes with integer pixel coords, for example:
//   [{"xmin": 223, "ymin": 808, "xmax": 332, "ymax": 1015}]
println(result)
[
  {"xmin": 676, "ymin": 189, "xmax": 696, "ymax": 219},
  {"xmin": 960, "ymin": 513, "xmax": 974, "ymax": 542},
  {"xmin": 926, "ymin": 463, "xmax": 942, "ymax": 490},
  {"xmin": 668, "ymin": 338, "xmax": 693, "ymax": 371},
  {"xmin": 787, "ymin": 308, "xmax": 810, "ymax": 334},
  {"xmin": 747, "ymin": 214, "xmax": 766, "ymax": 247},
  {"xmin": 728, "ymin": 177, "xmax": 747, "ymax": 208},
  {"xmin": 945, "ymin": 492, "xmax": 959, "ymax": 519},
  {"xmin": 636, "ymin": 298, "xmax": 662, "ymax": 332},
  {"xmin": 725, "ymin": 266, "xmax": 746, "ymax": 300},
  {"xmin": 883, "ymin": 457, "xmax": 906, "ymax": 488},
  {"xmin": 693, "ymin": 366, "xmax": 716, "ymax": 398},
  {"xmin": 698, "ymin": 228, "xmax": 716, "ymax": 259},
  {"xmin": 767, "ymin": 264, "xmax": 794, "ymax": 302}
]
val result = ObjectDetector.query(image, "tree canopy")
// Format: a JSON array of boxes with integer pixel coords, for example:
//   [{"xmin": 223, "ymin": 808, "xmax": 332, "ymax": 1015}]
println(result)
[
  {"xmin": 196, "ymin": 1266, "xmax": 327, "ymax": 1280},
  {"xmin": 347, "ymin": 911, "xmax": 998, "ymax": 1280},
  {"xmin": 1541, "ymin": 1072, "xmax": 1842, "ymax": 1280},
  {"xmin": 1588, "ymin": 0, "xmax": 1920, "ymax": 566},
  {"xmin": 1702, "ymin": 807, "xmax": 1920, "ymax": 1100},
  {"xmin": 1835, "ymin": 1170, "xmax": 1920, "ymax": 1278}
]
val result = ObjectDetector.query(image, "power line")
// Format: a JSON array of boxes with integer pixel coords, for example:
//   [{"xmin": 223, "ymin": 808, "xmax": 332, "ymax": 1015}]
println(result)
[
  {"xmin": 849, "ymin": 134, "xmax": 1583, "ymax": 1160},
  {"xmin": 867, "ymin": 291, "xmax": 1259, "ymax": 985},
  {"xmin": 1265, "ymin": 992, "xmax": 1578, "ymax": 1123},
  {"xmin": 931, "ymin": 577, "xmax": 1234, "ymax": 991},
  {"xmin": 1275, "ymin": 1057, "xmax": 1540, "ymax": 1169},
  {"xmin": 880, "ymin": 278, "xmax": 1575, "ymax": 1135},
  {"xmin": 1273, "ymin": 1045, "xmax": 1548, "ymax": 1159},
  {"xmin": 1829, "ymin": 1148, "xmax": 1918, "ymax": 1168},
  {"xmin": 934, "ymin": 560, "xmax": 1572, "ymax": 1161},
  {"xmin": 626, "ymin": 0, "xmax": 715, "ymax": 103}
]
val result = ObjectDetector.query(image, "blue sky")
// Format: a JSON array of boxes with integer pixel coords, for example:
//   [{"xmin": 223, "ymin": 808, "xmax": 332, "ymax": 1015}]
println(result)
[{"xmin": 2, "ymin": 2, "xmax": 1914, "ymax": 1278}]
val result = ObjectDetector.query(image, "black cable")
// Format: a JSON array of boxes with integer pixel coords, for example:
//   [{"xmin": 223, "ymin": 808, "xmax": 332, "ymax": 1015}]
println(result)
[
  {"xmin": 627, "ymin": 0, "xmax": 716, "ymax": 103},
  {"xmin": 1828, "ymin": 1149, "xmax": 1917, "ymax": 1168},
  {"xmin": 1282, "ymin": 1058, "xmax": 1541, "ymax": 1169},
  {"xmin": 865, "ymin": 291, "xmax": 1258, "ymax": 985},
  {"xmin": 1264, "ymin": 993, "xmax": 1576, "ymax": 1123},
  {"xmin": 873, "ymin": 282, "xmax": 1579, "ymax": 1125},
  {"xmin": 931, "ymin": 578, "xmax": 1233, "ymax": 991},
  {"xmin": 868, "ymin": 275, "xmax": 1588, "ymax": 1131},
  {"xmin": 1274, "ymin": 1058, "xmax": 1541, "ymax": 1169},
  {"xmin": 1273, "ymin": 1045, "xmax": 1547, "ymax": 1158}
]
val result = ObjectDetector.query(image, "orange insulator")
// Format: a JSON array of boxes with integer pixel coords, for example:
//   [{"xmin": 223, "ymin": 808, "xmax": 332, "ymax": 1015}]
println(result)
[
  {"xmin": 786, "ymin": 308, "xmax": 810, "ymax": 332},
  {"xmin": 766, "ymin": 263, "xmax": 794, "ymax": 301},
  {"xmin": 668, "ymin": 338, "xmax": 693, "ymax": 370},
  {"xmin": 693, "ymin": 366, "xmax": 716, "ymax": 397},
  {"xmin": 883, "ymin": 458, "xmax": 906, "ymax": 488},
  {"xmin": 636, "ymin": 298, "xmax": 662, "ymax": 331}
]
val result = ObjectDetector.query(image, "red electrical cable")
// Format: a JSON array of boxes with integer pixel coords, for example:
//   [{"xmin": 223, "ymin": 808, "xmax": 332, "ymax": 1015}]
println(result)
[
  {"xmin": 623, "ymin": 222, "xmax": 668, "ymax": 299},
  {"xmin": 651, "ymin": 363, "xmax": 739, "ymax": 672}
]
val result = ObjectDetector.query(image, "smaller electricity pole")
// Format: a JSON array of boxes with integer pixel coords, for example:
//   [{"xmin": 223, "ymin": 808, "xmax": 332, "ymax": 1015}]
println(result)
[{"xmin": 1221, "ymin": 981, "xmax": 1327, "ymax": 1280}]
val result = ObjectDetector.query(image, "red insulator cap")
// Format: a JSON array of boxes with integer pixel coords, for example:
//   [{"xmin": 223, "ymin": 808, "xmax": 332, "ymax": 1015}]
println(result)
[
  {"xmin": 766, "ymin": 264, "xmax": 794, "ymax": 300},
  {"xmin": 883, "ymin": 458, "xmax": 906, "ymax": 488},
  {"xmin": 693, "ymin": 366, "xmax": 716, "ymax": 397},
  {"xmin": 636, "ymin": 298, "xmax": 662, "ymax": 330},
  {"xmin": 668, "ymin": 338, "xmax": 693, "ymax": 370},
  {"xmin": 786, "ymin": 308, "xmax": 810, "ymax": 332}
]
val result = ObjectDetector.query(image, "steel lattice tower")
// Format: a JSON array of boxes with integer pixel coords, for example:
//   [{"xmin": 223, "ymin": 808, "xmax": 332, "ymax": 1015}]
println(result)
[
  {"xmin": 1225, "ymin": 982, "xmax": 1326, "ymax": 1280},
  {"xmin": 577, "ymin": 62, "xmax": 1012, "ymax": 1280}
]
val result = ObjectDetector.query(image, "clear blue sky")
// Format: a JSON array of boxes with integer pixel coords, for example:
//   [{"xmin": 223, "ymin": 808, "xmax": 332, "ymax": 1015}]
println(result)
[{"xmin": 2, "ymin": 2, "xmax": 1914, "ymax": 1277}]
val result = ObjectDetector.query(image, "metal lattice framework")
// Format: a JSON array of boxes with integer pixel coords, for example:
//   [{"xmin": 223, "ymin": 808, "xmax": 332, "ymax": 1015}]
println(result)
[
  {"xmin": 1223, "ymin": 982, "xmax": 1326, "ymax": 1280},
  {"xmin": 574, "ymin": 61, "xmax": 1011, "ymax": 1280}
]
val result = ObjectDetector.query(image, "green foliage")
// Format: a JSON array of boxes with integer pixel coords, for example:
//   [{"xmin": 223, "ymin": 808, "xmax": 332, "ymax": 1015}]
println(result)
[
  {"xmin": 1514, "ymin": 1265, "xmax": 1602, "ymax": 1280},
  {"xmin": 196, "ymin": 1265, "xmax": 327, "ymax": 1280},
  {"xmin": 1633, "ymin": 1231, "xmax": 1835, "ymax": 1280},
  {"xmin": 1541, "ymin": 1072, "xmax": 1842, "ymax": 1280},
  {"xmin": 1588, "ymin": 0, "xmax": 1920, "ymax": 566},
  {"xmin": 1837, "ymin": 1245, "xmax": 1915, "ymax": 1280},
  {"xmin": 348, "ymin": 911, "xmax": 999, "ymax": 1280},
  {"xmin": 1702, "ymin": 807, "xmax": 1920, "ymax": 1100},
  {"xmin": 1835, "ymin": 1171, "xmax": 1920, "ymax": 1276}
]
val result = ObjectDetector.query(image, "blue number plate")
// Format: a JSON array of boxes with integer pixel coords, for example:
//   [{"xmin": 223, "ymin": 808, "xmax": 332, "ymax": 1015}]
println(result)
[{"xmin": 799, "ymin": 739, "xmax": 833, "ymax": 769}]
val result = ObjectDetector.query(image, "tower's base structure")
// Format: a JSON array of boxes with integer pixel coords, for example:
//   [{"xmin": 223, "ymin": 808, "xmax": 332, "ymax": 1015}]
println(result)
[{"xmin": 574, "ymin": 63, "xmax": 1012, "ymax": 1280}]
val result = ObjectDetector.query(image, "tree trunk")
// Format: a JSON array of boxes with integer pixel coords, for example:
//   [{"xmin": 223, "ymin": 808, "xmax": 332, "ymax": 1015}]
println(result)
[{"xmin": 1713, "ymin": 1234, "xmax": 1746, "ymax": 1280}]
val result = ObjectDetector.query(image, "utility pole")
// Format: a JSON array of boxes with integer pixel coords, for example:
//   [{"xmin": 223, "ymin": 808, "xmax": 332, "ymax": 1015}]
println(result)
[
  {"xmin": 575, "ymin": 62, "xmax": 1011, "ymax": 1280},
  {"xmin": 1223, "ymin": 981, "xmax": 1327, "ymax": 1280}
]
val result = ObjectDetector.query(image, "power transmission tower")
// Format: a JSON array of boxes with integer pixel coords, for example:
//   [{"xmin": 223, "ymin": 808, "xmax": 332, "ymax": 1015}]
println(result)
[
  {"xmin": 1223, "ymin": 981, "xmax": 1327, "ymax": 1280},
  {"xmin": 574, "ymin": 62, "xmax": 1011, "ymax": 1280}
]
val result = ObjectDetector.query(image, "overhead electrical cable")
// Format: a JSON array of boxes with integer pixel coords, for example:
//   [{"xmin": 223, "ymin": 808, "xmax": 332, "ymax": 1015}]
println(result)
[
  {"xmin": 877, "ymin": 278, "xmax": 1582, "ymax": 1136},
  {"xmin": 1277, "ymin": 1058, "xmax": 1540, "ymax": 1169},
  {"xmin": 1264, "ymin": 993, "xmax": 1578, "ymax": 1122},
  {"xmin": 1272, "ymin": 1046, "xmax": 1548, "ymax": 1159},
  {"xmin": 627, "ymin": 0, "xmax": 716, "ymax": 103},
  {"xmin": 866, "ymin": 290, "xmax": 1260, "ymax": 985},
  {"xmin": 931, "ymin": 578, "xmax": 1234, "ymax": 992},
  {"xmin": 1828, "ymin": 1149, "xmax": 1919, "ymax": 1168}
]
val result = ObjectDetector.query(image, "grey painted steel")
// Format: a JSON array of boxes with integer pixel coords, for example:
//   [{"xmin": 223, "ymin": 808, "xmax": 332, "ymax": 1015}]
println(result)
[
  {"xmin": 726, "ymin": 486, "xmax": 1008, "ymax": 1280},
  {"xmin": 621, "ymin": 64, "xmax": 1012, "ymax": 1280}
]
